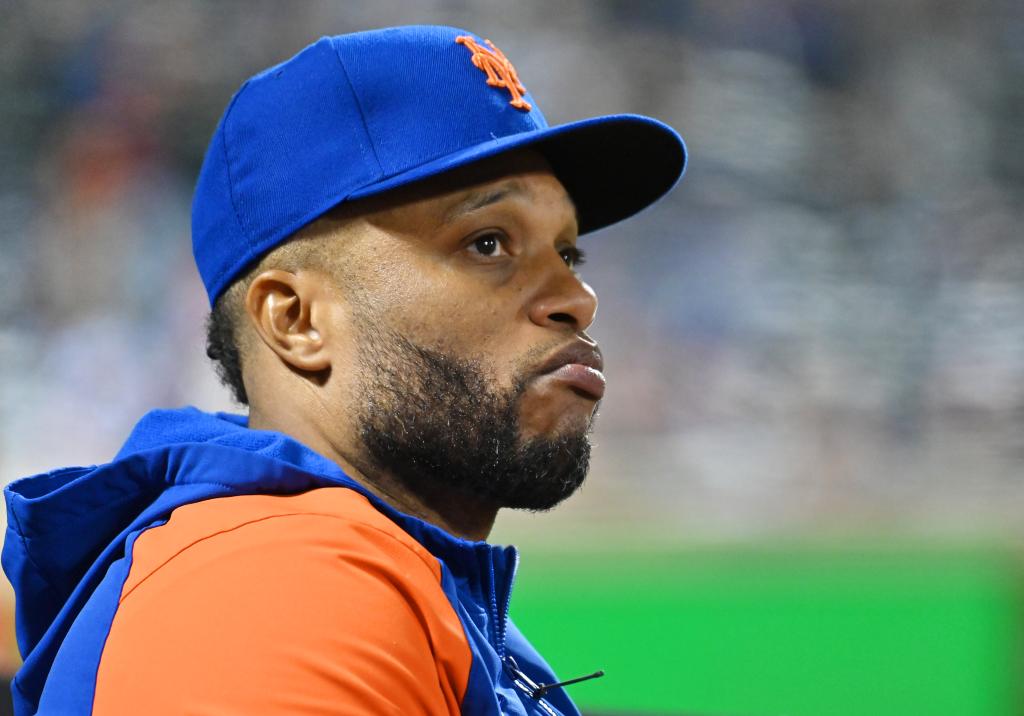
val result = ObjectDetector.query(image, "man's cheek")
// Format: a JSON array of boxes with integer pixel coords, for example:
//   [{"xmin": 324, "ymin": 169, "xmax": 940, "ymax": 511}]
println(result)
[{"xmin": 403, "ymin": 318, "xmax": 510, "ymax": 363}]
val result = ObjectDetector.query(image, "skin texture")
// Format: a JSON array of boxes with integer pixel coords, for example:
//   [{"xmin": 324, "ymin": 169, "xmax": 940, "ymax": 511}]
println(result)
[{"xmin": 243, "ymin": 150, "xmax": 600, "ymax": 541}]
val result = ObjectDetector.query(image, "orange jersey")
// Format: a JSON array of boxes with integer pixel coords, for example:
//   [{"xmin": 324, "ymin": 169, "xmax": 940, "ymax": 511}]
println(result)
[{"xmin": 94, "ymin": 488, "xmax": 472, "ymax": 714}]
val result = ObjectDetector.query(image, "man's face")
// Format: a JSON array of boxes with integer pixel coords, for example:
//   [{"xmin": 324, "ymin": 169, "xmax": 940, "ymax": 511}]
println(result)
[{"xmin": 320, "ymin": 150, "xmax": 602, "ymax": 510}]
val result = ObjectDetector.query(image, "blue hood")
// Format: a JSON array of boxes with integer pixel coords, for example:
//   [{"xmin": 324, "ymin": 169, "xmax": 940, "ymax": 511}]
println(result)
[{"xmin": 3, "ymin": 406, "xmax": 514, "ymax": 714}]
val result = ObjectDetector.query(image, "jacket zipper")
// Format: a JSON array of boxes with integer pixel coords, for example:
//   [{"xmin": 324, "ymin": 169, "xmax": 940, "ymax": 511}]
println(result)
[
  {"xmin": 491, "ymin": 549, "xmax": 560, "ymax": 714},
  {"xmin": 505, "ymin": 655, "xmax": 559, "ymax": 716},
  {"xmin": 491, "ymin": 547, "xmax": 519, "ymax": 661}
]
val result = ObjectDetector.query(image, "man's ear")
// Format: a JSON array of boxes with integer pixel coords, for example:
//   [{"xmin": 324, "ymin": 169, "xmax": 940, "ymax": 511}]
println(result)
[{"xmin": 244, "ymin": 269, "xmax": 331, "ymax": 373}]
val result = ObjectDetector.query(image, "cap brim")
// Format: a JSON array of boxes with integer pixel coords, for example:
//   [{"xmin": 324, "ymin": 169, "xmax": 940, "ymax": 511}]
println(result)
[{"xmin": 348, "ymin": 114, "xmax": 686, "ymax": 235}]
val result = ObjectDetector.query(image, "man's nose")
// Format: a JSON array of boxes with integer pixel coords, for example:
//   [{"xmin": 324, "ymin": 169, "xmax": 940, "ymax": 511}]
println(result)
[{"xmin": 527, "ymin": 257, "xmax": 598, "ymax": 332}]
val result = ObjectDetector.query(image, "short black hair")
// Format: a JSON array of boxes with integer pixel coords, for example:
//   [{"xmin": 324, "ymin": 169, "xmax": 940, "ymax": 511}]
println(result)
[{"xmin": 206, "ymin": 295, "xmax": 248, "ymax": 405}]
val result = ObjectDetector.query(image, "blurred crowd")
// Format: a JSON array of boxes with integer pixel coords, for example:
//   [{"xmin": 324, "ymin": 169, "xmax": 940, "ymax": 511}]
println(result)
[{"xmin": 1, "ymin": 0, "xmax": 1022, "ymax": 544}]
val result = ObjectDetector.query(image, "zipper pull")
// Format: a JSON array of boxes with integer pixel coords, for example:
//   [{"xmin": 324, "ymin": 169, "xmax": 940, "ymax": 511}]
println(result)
[
  {"xmin": 531, "ymin": 670, "xmax": 605, "ymax": 699},
  {"xmin": 505, "ymin": 656, "xmax": 605, "ymax": 700}
]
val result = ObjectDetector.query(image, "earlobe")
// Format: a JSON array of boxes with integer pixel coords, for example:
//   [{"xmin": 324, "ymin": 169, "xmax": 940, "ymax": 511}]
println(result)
[{"xmin": 246, "ymin": 270, "xmax": 331, "ymax": 373}]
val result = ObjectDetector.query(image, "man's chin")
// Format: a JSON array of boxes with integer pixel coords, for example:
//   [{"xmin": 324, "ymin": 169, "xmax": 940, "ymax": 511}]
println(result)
[
  {"xmin": 517, "ymin": 403, "xmax": 598, "ymax": 444},
  {"xmin": 487, "ymin": 431, "xmax": 592, "ymax": 512}
]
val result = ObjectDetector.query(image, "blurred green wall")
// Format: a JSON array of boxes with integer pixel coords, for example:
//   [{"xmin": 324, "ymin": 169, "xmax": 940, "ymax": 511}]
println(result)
[{"xmin": 511, "ymin": 544, "xmax": 1024, "ymax": 716}]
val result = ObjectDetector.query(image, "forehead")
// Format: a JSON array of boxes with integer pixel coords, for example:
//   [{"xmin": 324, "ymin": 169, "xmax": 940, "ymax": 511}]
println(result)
[{"xmin": 343, "ymin": 148, "xmax": 578, "ymax": 231}]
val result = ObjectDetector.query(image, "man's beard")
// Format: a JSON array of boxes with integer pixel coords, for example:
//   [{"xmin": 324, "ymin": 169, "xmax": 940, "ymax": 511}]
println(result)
[{"xmin": 353, "ymin": 329, "xmax": 593, "ymax": 512}]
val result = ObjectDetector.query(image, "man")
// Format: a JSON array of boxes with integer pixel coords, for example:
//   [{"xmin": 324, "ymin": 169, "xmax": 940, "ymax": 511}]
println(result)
[{"xmin": 4, "ymin": 26, "xmax": 685, "ymax": 715}]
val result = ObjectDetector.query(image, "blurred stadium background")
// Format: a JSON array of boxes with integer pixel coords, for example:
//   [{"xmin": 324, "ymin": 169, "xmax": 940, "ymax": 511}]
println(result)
[{"xmin": 1, "ymin": 1, "xmax": 1022, "ymax": 714}]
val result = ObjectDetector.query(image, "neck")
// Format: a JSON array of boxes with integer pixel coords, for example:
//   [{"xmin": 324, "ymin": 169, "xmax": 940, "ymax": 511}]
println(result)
[
  {"xmin": 248, "ymin": 408, "xmax": 498, "ymax": 542},
  {"xmin": 350, "ymin": 468, "xmax": 499, "ymax": 542}
]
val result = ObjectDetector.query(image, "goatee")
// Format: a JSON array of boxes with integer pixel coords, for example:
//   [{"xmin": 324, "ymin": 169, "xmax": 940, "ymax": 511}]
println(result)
[{"xmin": 354, "ymin": 330, "xmax": 593, "ymax": 512}]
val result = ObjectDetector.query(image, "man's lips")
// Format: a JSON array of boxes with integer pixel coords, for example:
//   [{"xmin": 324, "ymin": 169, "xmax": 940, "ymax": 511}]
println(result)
[
  {"xmin": 543, "ymin": 363, "xmax": 606, "ymax": 400},
  {"xmin": 534, "ymin": 343, "xmax": 606, "ymax": 400}
]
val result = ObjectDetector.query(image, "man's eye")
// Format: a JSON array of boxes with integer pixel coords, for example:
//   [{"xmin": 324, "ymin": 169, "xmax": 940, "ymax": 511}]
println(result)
[
  {"xmin": 469, "ymin": 232, "xmax": 507, "ymax": 257},
  {"xmin": 560, "ymin": 246, "xmax": 587, "ymax": 269}
]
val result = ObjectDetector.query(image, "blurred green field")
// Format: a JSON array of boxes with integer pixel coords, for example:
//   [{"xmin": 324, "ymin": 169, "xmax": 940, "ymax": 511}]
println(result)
[{"xmin": 510, "ymin": 544, "xmax": 1024, "ymax": 716}]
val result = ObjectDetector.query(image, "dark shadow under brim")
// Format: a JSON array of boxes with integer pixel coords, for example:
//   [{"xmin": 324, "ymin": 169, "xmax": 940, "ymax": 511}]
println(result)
[{"xmin": 348, "ymin": 113, "xmax": 687, "ymax": 235}]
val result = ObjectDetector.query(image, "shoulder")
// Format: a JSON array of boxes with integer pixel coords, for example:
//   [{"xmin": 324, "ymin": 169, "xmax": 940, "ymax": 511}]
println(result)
[
  {"xmin": 121, "ymin": 486, "xmax": 441, "ymax": 602},
  {"xmin": 93, "ymin": 487, "xmax": 473, "ymax": 714}
]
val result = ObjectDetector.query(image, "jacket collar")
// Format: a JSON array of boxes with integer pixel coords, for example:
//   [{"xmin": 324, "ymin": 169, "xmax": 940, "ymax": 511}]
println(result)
[{"xmin": 4, "ymin": 406, "xmax": 518, "ymax": 711}]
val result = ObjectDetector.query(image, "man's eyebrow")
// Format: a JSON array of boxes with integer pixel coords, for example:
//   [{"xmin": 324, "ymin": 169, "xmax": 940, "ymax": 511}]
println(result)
[
  {"xmin": 440, "ymin": 180, "xmax": 580, "ymax": 229},
  {"xmin": 440, "ymin": 181, "xmax": 529, "ymax": 225}
]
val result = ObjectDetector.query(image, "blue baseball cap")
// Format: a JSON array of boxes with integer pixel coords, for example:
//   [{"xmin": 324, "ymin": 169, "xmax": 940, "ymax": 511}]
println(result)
[{"xmin": 192, "ymin": 25, "xmax": 687, "ymax": 306}]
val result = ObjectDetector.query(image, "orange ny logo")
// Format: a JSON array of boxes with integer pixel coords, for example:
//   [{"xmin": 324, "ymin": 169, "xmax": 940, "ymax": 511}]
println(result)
[{"xmin": 455, "ymin": 35, "xmax": 532, "ymax": 112}]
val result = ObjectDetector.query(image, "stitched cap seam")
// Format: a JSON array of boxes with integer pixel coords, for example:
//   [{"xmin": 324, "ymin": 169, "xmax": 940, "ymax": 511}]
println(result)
[
  {"xmin": 209, "ymin": 80, "xmax": 255, "ymax": 293},
  {"xmin": 330, "ymin": 39, "xmax": 385, "ymax": 177}
]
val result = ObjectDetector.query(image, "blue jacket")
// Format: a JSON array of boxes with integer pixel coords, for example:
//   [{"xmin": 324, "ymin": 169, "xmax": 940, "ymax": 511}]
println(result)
[{"xmin": 3, "ymin": 406, "xmax": 582, "ymax": 715}]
